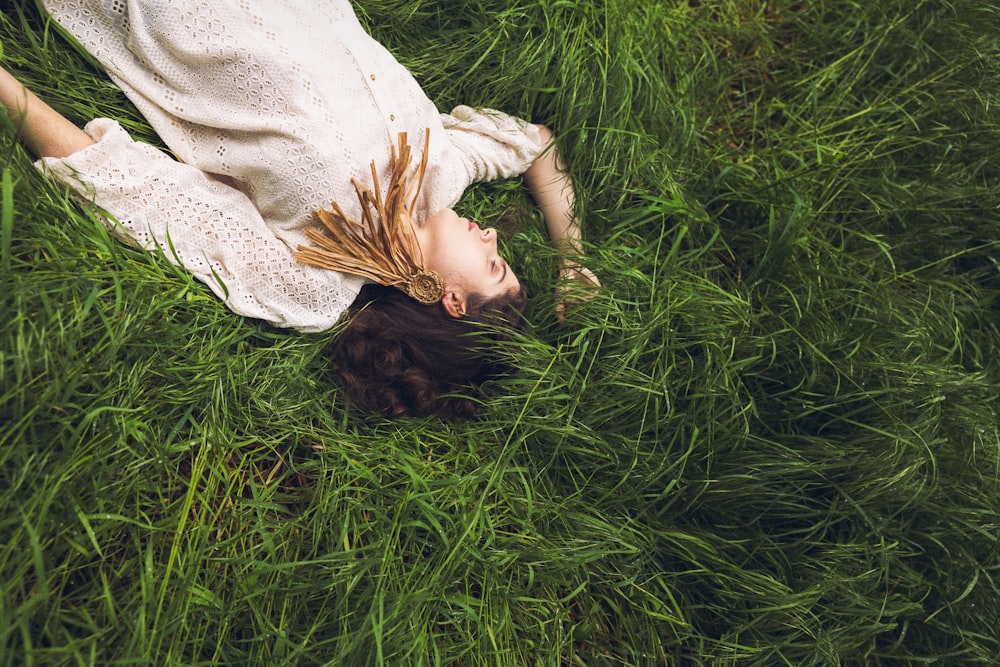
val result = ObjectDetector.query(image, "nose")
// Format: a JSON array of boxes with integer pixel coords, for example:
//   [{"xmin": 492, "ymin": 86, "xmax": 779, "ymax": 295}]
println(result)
[{"xmin": 480, "ymin": 227, "xmax": 496, "ymax": 243}]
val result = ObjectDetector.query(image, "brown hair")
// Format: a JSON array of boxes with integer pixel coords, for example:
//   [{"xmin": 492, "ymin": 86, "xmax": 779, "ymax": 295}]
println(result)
[{"xmin": 330, "ymin": 281, "xmax": 529, "ymax": 419}]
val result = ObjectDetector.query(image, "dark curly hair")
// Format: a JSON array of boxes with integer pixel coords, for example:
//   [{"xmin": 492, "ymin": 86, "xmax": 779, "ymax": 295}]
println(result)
[{"xmin": 329, "ymin": 281, "xmax": 529, "ymax": 419}]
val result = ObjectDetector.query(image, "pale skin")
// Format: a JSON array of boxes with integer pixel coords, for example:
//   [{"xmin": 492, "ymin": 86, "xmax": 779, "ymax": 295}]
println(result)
[
  {"xmin": 522, "ymin": 124, "xmax": 602, "ymax": 320},
  {"xmin": 0, "ymin": 65, "xmax": 598, "ymax": 319},
  {"xmin": 0, "ymin": 67, "xmax": 94, "ymax": 157},
  {"xmin": 414, "ymin": 130, "xmax": 600, "ymax": 320}
]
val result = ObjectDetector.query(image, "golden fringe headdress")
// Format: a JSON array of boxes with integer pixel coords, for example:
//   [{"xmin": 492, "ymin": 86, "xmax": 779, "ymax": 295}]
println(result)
[{"xmin": 295, "ymin": 129, "xmax": 444, "ymax": 304}]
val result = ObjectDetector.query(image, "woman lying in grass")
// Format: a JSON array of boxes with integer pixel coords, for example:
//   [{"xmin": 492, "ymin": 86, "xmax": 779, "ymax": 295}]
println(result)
[{"xmin": 1, "ymin": 0, "xmax": 598, "ymax": 418}]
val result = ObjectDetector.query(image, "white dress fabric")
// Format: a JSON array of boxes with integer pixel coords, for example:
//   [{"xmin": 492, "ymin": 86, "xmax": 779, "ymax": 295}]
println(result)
[{"xmin": 37, "ymin": 0, "xmax": 544, "ymax": 331}]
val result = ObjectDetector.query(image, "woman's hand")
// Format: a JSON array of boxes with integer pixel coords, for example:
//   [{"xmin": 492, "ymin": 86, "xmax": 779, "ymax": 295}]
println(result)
[{"xmin": 556, "ymin": 259, "xmax": 601, "ymax": 323}]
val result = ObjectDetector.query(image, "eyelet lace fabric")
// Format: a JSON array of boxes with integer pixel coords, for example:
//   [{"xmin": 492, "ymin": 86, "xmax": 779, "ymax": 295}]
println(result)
[{"xmin": 38, "ymin": 0, "xmax": 544, "ymax": 331}]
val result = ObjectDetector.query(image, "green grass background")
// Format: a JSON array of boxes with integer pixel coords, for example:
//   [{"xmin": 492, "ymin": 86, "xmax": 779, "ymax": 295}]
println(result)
[{"xmin": 2, "ymin": 0, "xmax": 999, "ymax": 664}]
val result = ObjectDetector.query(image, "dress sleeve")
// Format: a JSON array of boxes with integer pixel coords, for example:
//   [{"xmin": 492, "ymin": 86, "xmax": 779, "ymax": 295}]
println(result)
[
  {"xmin": 35, "ymin": 119, "xmax": 363, "ymax": 333},
  {"xmin": 441, "ymin": 105, "xmax": 546, "ymax": 183}
]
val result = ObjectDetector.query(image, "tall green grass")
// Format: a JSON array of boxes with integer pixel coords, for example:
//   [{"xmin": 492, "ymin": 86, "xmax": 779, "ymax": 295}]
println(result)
[{"xmin": 2, "ymin": 0, "xmax": 999, "ymax": 664}]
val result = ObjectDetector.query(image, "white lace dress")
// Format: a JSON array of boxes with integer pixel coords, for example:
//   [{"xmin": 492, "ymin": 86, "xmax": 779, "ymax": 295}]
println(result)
[{"xmin": 36, "ymin": 0, "xmax": 544, "ymax": 331}]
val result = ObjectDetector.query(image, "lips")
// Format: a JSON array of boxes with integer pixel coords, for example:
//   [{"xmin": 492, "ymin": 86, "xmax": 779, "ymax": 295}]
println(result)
[{"xmin": 467, "ymin": 220, "xmax": 476, "ymax": 232}]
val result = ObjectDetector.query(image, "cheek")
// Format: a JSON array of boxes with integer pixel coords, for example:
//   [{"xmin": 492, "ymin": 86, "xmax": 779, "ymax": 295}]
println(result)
[
  {"xmin": 423, "ymin": 226, "xmax": 487, "ymax": 281},
  {"xmin": 424, "ymin": 244, "xmax": 463, "ymax": 281}
]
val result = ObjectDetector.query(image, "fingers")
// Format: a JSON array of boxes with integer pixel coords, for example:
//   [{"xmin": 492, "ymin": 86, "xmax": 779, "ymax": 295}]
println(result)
[{"xmin": 555, "ymin": 263, "xmax": 601, "ymax": 324}]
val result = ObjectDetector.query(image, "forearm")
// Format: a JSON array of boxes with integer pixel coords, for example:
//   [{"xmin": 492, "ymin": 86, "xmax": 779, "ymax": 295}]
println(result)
[
  {"xmin": 523, "ymin": 124, "xmax": 584, "ymax": 263},
  {"xmin": 0, "ymin": 66, "xmax": 94, "ymax": 158}
]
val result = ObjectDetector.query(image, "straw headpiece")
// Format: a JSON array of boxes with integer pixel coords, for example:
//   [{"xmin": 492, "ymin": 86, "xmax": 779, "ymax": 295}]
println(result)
[{"xmin": 295, "ymin": 129, "xmax": 444, "ymax": 304}]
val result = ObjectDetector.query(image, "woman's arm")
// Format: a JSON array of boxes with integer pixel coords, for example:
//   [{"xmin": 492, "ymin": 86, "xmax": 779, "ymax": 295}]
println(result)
[
  {"xmin": 0, "ymin": 66, "xmax": 94, "ymax": 158},
  {"xmin": 523, "ymin": 125, "xmax": 582, "ymax": 255},
  {"xmin": 3, "ymin": 66, "xmax": 354, "ymax": 331},
  {"xmin": 523, "ymin": 124, "xmax": 600, "ymax": 316}
]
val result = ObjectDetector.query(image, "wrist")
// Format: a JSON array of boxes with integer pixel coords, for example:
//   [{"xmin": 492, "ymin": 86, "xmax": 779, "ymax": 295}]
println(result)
[
  {"xmin": 558, "ymin": 249, "xmax": 586, "ymax": 267},
  {"xmin": 554, "ymin": 237, "xmax": 583, "ymax": 258}
]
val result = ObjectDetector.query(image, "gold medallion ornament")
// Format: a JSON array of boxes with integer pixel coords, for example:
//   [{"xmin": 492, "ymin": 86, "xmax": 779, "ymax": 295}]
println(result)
[{"xmin": 295, "ymin": 129, "xmax": 445, "ymax": 305}]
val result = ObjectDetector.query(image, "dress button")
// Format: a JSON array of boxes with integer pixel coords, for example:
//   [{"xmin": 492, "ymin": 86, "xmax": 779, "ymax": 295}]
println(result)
[
  {"xmin": 370, "ymin": 73, "xmax": 376, "ymax": 80},
  {"xmin": 390, "ymin": 114, "xmax": 395, "ymax": 121}
]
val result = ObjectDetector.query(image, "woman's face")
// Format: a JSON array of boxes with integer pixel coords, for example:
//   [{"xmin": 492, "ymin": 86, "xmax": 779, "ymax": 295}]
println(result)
[{"xmin": 415, "ymin": 208, "xmax": 520, "ymax": 312}]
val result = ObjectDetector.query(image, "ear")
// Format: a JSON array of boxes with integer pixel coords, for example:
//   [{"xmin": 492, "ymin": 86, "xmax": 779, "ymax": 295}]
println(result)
[{"xmin": 441, "ymin": 289, "xmax": 467, "ymax": 318}]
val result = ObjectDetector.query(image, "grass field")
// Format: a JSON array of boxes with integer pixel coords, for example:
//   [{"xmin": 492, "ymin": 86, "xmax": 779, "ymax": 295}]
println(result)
[{"xmin": 2, "ymin": 0, "xmax": 999, "ymax": 664}]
